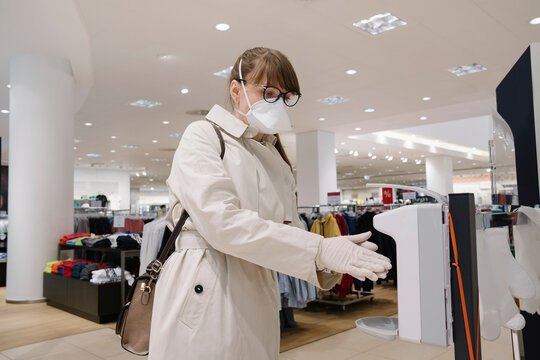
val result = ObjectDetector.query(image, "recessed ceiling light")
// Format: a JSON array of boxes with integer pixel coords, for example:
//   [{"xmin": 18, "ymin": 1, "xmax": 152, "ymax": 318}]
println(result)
[
  {"xmin": 319, "ymin": 117, "xmax": 326, "ymax": 121},
  {"xmin": 341, "ymin": 142, "xmax": 346, "ymax": 145},
  {"xmin": 110, "ymin": 150, "xmax": 116, "ymax": 153},
  {"xmin": 152, "ymin": 140, "xmax": 158, "ymax": 143},
  {"xmin": 529, "ymin": 17, "xmax": 540, "ymax": 25},
  {"xmin": 151, "ymin": 158, "xmax": 166, "ymax": 162},
  {"xmin": 110, "ymin": 136, "xmax": 117, "ymax": 139},
  {"xmin": 142, "ymin": 171, "xmax": 147, "ymax": 176},
  {"xmin": 213, "ymin": 66, "xmax": 233, "ymax": 78},
  {"xmin": 180, "ymin": 88, "xmax": 189, "ymax": 95},
  {"xmin": 111, "ymin": 160, "xmax": 115, "ymax": 163},
  {"xmin": 6, "ymin": 84, "xmax": 10, "ymax": 89},
  {"xmin": 346, "ymin": 69, "xmax": 357, "ymax": 75},
  {"xmin": 86, "ymin": 153, "xmax": 102, "ymax": 158},
  {"xmin": 121, "ymin": 144, "xmax": 138, "ymax": 149},
  {"xmin": 73, "ymin": 146, "xmax": 77, "ymax": 150},
  {"xmin": 84, "ymin": 122, "xmax": 93, "ymax": 126},
  {"xmin": 355, "ymin": 127, "xmax": 361, "ymax": 131},
  {"xmin": 449, "ymin": 63, "xmax": 487, "ymax": 77},
  {"xmin": 162, "ymin": 121, "xmax": 170, "ymax": 125},
  {"xmin": 145, "ymin": 153, "xmax": 150, "ymax": 156},
  {"xmin": 318, "ymin": 96, "xmax": 349, "ymax": 105},
  {"xmin": 420, "ymin": 116, "xmax": 428, "ymax": 121},
  {"xmin": 158, "ymin": 55, "xmax": 175, "ymax": 61},
  {"xmin": 216, "ymin": 23, "xmax": 230, "ymax": 31},
  {"xmin": 1, "ymin": 110, "xmax": 9, "ymax": 114},
  {"xmin": 130, "ymin": 99, "xmax": 162, "ymax": 108},
  {"xmin": 364, "ymin": 108, "xmax": 375, "ymax": 113},
  {"xmin": 422, "ymin": 96, "xmax": 431, "ymax": 101},
  {"xmin": 457, "ymin": 160, "xmax": 462, "ymax": 163},
  {"xmin": 353, "ymin": 13, "xmax": 407, "ymax": 35}
]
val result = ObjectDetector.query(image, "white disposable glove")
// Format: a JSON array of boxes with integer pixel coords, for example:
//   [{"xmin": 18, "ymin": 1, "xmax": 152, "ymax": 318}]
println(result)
[
  {"xmin": 514, "ymin": 206, "xmax": 540, "ymax": 315},
  {"xmin": 317, "ymin": 233, "xmax": 392, "ymax": 281},
  {"xmin": 345, "ymin": 231, "xmax": 388, "ymax": 279},
  {"xmin": 476, "ymin": 228, "xmax": 535, "ymax": 341}
]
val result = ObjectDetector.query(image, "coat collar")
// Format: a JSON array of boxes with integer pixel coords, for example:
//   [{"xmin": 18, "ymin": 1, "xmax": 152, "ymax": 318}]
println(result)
[
  {"xmin": 206, "ymin": 104, "xmax": 248, "ymax": 138},
  {"xmin": 206, "ymin": 104, "xmax": 277, "ymax": 145}
]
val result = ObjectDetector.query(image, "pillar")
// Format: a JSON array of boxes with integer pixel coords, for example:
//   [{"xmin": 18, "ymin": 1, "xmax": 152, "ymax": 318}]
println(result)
[
  {"xmin": 296, "ymin": 130, "xmax": 338, "ymax": 206},
  {"xmin": 7, "ymin": 54, "xmax": 75, "ymax": 302},
  {"xmin": 426, "ymin": 156, "xmax": 454, "ymax": 195}
]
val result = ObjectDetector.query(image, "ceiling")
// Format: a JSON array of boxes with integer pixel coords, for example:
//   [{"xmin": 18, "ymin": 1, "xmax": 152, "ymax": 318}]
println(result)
[{"xmin": 1, "ymin": 0, "xmax": 539, "ymax": 192}]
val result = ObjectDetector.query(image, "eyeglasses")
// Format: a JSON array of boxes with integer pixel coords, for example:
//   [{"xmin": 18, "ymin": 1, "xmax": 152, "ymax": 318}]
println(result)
[{"xmin": 237, "ymin": 79, "xmax": 301, "ymax": 107}]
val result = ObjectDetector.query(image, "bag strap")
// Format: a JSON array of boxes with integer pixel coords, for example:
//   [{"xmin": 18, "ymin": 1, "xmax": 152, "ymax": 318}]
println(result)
[{"xmin": 148, "ymin": 120, "xmax": 225, "ymax": 274}]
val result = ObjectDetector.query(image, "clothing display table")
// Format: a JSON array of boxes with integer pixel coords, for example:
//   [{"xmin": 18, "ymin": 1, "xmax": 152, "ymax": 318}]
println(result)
[{"xmin": 57, "ymin": 244, "xmax": 140, "ymax": 307}]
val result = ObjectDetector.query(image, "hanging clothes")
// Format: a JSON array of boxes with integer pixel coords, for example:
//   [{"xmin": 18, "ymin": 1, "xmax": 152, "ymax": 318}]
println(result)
[{"xmin": 139, "ymin": 217, "xmax": 167, "ymax": 274}]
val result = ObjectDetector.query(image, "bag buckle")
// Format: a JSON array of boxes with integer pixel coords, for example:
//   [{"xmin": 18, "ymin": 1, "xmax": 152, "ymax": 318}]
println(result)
[{"xmin": 149, "ymin": 260, "xmax": 162, "ymax": 273}]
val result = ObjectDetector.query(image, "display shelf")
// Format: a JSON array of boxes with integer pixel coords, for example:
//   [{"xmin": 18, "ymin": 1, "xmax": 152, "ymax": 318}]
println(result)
[{"xmin": 43, "ymin": 272, "xmax": 123, "ymax": 323}]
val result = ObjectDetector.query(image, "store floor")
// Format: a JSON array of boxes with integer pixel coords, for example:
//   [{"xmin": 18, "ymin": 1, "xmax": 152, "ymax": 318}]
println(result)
[
  {"xmin": 0, "ymin": 323, "xmax": 514, "ymax": 360},
  {"xmin": 0, "ymin": 286, "xmax": 515, "ymax": 359}
]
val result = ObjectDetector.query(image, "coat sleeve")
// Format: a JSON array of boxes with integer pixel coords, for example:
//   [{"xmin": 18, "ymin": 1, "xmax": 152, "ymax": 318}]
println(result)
[
  {"xmin": 287, "ymin": 171, "xmax": 342, "ymax": 290},
  {"xmin": 167, "ymin": 121, "xmax": 333, "ymax": 289}
]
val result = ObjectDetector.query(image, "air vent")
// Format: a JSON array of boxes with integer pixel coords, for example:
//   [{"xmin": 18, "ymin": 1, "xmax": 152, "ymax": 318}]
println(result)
[{"xmin": 186, "ymin": 109, "xmax": 209, "ymax": 116}]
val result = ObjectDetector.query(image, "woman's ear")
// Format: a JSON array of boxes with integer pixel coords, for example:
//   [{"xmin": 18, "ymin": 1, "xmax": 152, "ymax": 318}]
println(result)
[{"xmin": 230, "ymin": 80, "xmax": 240, "ymax": 107}]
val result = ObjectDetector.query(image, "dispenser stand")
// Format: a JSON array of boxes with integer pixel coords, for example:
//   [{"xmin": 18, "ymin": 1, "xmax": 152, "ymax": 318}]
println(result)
[{"xmin": 448, "ymin": 193, "xmax": 482, "ymax": 360}]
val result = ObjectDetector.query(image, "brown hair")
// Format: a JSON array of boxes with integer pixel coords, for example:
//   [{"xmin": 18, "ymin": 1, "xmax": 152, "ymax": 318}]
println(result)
[{"xmin": 228, "ymin": 47, "xmax": 299, "ymax": 173}]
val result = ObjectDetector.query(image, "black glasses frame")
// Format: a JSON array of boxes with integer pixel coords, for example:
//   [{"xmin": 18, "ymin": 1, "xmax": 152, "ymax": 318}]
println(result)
[{"xmin": 237, "ymin": 79, "xmax": 301, "ymax": 107}]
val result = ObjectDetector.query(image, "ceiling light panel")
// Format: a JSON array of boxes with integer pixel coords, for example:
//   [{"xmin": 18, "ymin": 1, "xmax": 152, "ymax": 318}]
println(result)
[
  {"xmin": 353, "ymin": 13, "xmax": 407, "ymax": 35},
  {"xmin": 448, "ymin": 63, "xmax": 487, "ymax": 77},
  {"xmin": 130, "ymin": 99, "xmax": 162, "ymax": 108},
  {"xmin": 318, "ymin": 96, "xmax": 349, "ymax": 105}
]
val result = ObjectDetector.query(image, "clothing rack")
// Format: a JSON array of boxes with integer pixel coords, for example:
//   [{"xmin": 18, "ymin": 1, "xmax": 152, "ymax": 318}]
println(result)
[{"xmin": 297, "ymin": 204, "xmax": 397, "ymax": 310}]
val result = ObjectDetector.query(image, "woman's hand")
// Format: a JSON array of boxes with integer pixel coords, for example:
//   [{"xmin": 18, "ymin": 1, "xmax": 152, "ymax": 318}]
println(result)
[{"xmin": 317, "ymin": 232, "xmax": 392, "ymax": 281}]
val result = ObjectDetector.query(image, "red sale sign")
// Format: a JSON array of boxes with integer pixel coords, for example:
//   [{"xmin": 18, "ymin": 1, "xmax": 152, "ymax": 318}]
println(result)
[{"xmin": 382, "ymin": 187, "xmax": 393, "ymax": 204}]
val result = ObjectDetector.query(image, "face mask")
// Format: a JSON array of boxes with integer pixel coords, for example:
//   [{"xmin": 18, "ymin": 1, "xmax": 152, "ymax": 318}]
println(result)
[{"xmin": 234, "ymin": 60, "xmax": 292, "ymax": 135}]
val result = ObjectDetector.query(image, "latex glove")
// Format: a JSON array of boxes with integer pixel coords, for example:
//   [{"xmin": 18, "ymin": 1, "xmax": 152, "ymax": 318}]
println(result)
[
  {"xmin": 476, "ymin": 228, "xmax": 535, "ymax": 341},
  {"xmin": 317, "ymin": 234, "xmax": 392, "ymax": 281},
  {"xmin": 514, "ymin": 206, "xmax": 540, "ymax": 315},
  {"xmin": 347, "ymin": 231, "xmax": 388, "ymax": 279}
]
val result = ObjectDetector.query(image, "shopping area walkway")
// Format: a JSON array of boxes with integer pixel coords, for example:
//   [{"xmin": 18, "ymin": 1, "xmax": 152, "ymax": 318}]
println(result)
[{"xmin": 0, "ymin": 324, "xmax": 513, "ymax": 360}]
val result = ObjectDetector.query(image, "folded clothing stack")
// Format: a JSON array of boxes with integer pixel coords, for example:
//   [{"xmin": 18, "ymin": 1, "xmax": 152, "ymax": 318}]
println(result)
[{"xmin": 90, "ymin": 267, "xmax": 135, "ymax": 286}]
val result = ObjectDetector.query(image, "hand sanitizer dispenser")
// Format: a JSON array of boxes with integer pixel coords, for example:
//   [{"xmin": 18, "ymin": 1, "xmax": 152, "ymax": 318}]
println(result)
[{"xmin": 357, "ymin": 203, "xmax": 453, "ymax": 347}]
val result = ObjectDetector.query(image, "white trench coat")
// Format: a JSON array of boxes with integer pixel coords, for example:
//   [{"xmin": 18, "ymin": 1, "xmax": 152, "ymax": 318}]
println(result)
[{"xmin": 148, "ymin": 104, "xmax": 340, "ymax": 360}]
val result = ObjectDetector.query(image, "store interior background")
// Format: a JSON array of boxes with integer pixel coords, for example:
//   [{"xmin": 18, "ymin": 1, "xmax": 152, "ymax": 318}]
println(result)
[{"xmin": 0, "ymin": 0, "xmax": 539, "ymax": 358}]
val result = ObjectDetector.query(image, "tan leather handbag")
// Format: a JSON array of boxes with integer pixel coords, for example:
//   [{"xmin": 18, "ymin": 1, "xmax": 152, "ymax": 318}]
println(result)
[{"xmin": 115, "ymin": 121, "xmax": 225, "ymax": 356}]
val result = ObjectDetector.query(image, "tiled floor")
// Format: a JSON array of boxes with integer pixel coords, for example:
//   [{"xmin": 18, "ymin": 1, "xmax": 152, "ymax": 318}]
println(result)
[{"xmin": 0, "ymin": 325, "xmax": 515, "ymax": 360}]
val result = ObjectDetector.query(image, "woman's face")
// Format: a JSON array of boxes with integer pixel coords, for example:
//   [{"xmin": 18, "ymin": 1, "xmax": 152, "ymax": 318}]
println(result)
[{"xmin": 230, "ymin": 76, "xmax": 287, "ymax": 124}]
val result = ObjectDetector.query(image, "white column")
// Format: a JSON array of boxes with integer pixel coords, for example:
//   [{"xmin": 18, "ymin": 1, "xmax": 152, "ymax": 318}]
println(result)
[
  {"xmin": 7, "ymin": 54, "xmax": 75, "ymax": 302},
  {"xmin": 425, "ymin": 156, "xmax": 454, "ymax": 196},
  {"xmin": 296, "ymin": 130, "xmax": 338, "ymax": 206}
]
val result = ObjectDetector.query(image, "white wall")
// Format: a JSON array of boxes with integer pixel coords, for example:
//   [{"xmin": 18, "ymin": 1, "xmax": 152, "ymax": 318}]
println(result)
[
  {"xmin": 74, "ymin": 168, "xmax": 130, "ymax": 210},
  {"xmin": 139, "ymin": 190, "xmax": 169, "ymax": 206}
]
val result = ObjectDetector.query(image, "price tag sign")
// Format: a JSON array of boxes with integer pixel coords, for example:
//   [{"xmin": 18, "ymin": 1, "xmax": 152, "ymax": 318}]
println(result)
[
  {"xmin": 327, "ymin": 192, "xmax": 341, "ymax": 205},
  {"xmin": 113, "ymin": 216, "xmax": 125, "ymax": 228}
]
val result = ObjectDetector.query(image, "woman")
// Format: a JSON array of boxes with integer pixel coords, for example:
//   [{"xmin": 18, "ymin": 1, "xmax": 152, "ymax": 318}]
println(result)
[{"xmin": 148, "ymin": 47, "xmax": 392, "ymax": 360}]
